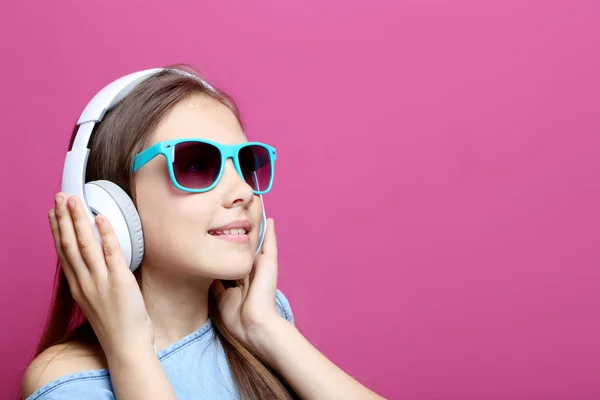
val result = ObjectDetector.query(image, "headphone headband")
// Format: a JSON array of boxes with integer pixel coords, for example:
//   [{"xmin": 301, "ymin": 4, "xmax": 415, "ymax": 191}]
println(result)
[
  {"xmin": 77, "ymin": 68, "xmax": 162, "ymax": 126},
  {"xmin": 72, "ymin": 68, "xmax": 215, "ymax": 150}
]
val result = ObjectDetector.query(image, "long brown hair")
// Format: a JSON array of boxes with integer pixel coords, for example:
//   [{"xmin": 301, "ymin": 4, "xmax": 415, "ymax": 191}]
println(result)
[{"xmin": 32, "ymin": 65, "xmax": 296, "ymax": 399}]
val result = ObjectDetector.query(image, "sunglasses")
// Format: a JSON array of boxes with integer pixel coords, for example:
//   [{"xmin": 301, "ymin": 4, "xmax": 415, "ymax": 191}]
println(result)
[{"xmin": 132, "ymin": 138, "xmax": 277, "ymax": 194}]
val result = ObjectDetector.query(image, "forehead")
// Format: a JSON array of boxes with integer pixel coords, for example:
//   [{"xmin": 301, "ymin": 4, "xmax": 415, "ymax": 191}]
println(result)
[{"xmin": 150, "ymin": 93, "xmax": 246, "ymax": 145}]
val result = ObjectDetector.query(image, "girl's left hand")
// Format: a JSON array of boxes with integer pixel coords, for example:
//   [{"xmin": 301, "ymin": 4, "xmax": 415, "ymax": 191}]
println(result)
[{"xmin": 212, "ymin": 218, "xmax": 282, "ymax": 347}]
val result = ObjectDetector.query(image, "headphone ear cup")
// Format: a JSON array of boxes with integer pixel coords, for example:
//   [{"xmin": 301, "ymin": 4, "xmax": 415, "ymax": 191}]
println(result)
[{"xmin": 84, "ymin": 180, "xmax": 144, "ymax": 272}]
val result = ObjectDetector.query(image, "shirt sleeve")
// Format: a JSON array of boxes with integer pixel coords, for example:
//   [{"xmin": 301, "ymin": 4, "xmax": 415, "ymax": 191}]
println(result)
[
  {"xmin": 26, "ymin": 373, "xmax": 115, "ymax": 400},
  {"xmin": 275, "ymin": 289, "xmax": 295, "ymax": 325}
]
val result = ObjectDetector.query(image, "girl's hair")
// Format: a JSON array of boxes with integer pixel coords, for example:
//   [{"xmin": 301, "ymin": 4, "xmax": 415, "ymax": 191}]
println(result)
[{"xmin": 32, "ymin": 64, "xmax": 296, "ymax": 400}]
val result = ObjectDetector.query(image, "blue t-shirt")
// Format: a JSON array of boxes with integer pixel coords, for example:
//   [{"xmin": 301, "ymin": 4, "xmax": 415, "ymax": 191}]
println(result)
[{"xmin": 26, "ymin": 290, "xmax": 294, "ymax": 400}]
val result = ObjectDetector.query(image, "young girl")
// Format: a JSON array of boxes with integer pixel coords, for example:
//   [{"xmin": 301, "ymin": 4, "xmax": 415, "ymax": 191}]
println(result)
[{"xmin": 21, "ymin": 65, "xmax": 384, "ymax": 400}]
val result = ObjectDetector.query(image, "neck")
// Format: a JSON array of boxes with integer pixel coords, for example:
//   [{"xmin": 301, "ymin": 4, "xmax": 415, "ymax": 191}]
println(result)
[{"xmin": 138, "ymin": 263, "xmax": 214, "ymax": 351}]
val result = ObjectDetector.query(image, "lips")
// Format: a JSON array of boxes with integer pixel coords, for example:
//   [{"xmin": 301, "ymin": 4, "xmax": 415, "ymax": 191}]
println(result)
[
  {"xmin": 208, "ymin": 228, "xmax": 247, "ymax": 236},
  {"xmin": 208, "ymin": 220, "xmax": 252, "ymax": 239}
]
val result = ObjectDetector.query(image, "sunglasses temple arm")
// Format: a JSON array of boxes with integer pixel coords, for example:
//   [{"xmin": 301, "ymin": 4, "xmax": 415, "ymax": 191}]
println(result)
[{"xmin": 132, "ymin": 144, "xmax": 163, "ymax": 172}]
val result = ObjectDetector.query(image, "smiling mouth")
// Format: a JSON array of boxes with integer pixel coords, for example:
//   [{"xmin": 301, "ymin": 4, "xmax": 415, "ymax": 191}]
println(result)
[
  {"xmin": 208, "ymin": 229, "xmax": 249, "ymax": 243},
  {"xmin": 208, "ymin": 228, "xmax": 247, "ymax": 236}
]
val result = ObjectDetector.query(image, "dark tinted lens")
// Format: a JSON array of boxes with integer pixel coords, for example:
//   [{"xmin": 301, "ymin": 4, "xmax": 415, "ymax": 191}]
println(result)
[
  {"xmin": 173, "ymin": 142, "xmax": 221, "ymax": 189},
  {"xmin": 239, "ymin": 145, "xmax": 272, "ymax": 192}
]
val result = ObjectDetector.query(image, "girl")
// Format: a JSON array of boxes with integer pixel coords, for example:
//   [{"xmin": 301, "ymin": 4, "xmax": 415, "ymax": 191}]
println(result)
[{"xmin": 21, "ymin": 65, "xmax": 384, "ymax": 400}]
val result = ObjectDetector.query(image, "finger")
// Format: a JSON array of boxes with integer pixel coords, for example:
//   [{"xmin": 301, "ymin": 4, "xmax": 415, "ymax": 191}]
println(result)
[
  {"xmin": 54, "ymin": 193, "xmax": 91, "ymax": 282},
  {"xmin": 261, "ymin": 218, "xmax": 278, "ymax": 259},
  {"xmin": 49, "ymin": 208, "xmax": 78, "ymax": 289},
  {"xmin": 248, "ymin": 218, "xmax": 278, "ymax": 297},
  {"xmin": 67, "ymin": 196, "xmax": 108, "ymax": 279},
  {"xmin": 236, "ymin": 274, "xmax": 251, "ymax": 298},
  {"xmin": 95, "ymin": 215, "xmax": 129, "ymax": 273}
]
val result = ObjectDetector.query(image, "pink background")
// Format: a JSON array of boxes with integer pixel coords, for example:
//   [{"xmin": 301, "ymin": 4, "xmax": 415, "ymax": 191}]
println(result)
[{"xmin": 1, "ymin": 0, "xmax": 599, "ymax": 399}]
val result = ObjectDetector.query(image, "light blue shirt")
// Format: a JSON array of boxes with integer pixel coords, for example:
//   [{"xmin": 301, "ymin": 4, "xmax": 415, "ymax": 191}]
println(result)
[{"xmin": 27, "ymin": 290, "xmax": 295, "ymax": 400}]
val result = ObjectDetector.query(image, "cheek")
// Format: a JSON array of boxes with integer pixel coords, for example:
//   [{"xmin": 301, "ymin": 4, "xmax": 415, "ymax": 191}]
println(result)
[
  {"xmin": 138, "ymin": 199, "xmax": 216, "ymax": 266},
  {"xmin": 137, "ymin": 183, "xmax": 213, "ymax": 246},
  {"xmin": 161, "ymin": 193, "xmax": 216, "ymax": 237}
]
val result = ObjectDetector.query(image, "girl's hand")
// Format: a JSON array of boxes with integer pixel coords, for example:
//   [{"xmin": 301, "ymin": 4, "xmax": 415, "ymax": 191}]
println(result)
[
  {"xmin": 49, "ymin": 193, "xmax": 154, "ymax": 357},
  {"xmin": 212, "ymin": 218, "xmax": 282, "ymax": 348}
]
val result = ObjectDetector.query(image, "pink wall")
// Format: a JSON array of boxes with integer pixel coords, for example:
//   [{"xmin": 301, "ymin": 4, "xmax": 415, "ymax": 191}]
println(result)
[{"xmin": 1, "ymin": 1, "xmax": 599, "ymax": 398}]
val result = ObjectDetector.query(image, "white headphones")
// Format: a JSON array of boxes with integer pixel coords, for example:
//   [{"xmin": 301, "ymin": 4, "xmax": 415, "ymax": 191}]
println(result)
[{"xmin": 61, "ymin": 68, "xmax": 268, "ymax": 272}]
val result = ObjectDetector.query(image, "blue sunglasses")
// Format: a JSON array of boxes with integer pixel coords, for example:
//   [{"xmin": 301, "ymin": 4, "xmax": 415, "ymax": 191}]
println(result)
[{"xmin": 132, "ymin": 138, "xmax": 277, "ymax": 194}]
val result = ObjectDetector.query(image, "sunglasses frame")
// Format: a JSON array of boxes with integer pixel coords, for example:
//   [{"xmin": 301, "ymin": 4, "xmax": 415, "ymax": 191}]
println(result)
[{"xmin": 132, "ymin": 138, "xmax": 277, "ymax": 194}]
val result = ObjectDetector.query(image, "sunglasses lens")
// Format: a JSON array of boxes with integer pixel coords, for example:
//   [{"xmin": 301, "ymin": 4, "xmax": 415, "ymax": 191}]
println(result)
[
  {"xmin": 173, "ymin": 142, "xmax": 222, "ymax": 189},
  {"xmin": 239, "ymin": 145, "xmax": 272, "ymax": 192}
]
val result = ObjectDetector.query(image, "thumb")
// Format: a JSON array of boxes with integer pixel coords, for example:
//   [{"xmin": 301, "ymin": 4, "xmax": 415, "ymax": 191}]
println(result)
[{"xmin": 249, "ymin": 218, "xmax": 278, "ymax": 297}]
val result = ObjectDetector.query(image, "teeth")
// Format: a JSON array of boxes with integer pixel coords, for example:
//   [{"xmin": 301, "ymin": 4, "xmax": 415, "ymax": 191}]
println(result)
[{"xmin": 210, "ymin": 228, "xmax": 247, "ymax": 235}]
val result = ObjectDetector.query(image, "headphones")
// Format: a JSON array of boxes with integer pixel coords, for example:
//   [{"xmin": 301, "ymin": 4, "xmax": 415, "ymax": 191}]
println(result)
[{"xmin": 61, "ymin": 68, "xmax": 268, "ymax": 272}]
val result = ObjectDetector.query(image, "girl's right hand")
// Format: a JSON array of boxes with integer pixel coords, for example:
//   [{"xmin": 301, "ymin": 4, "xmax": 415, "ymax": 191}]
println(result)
[{"xmin": 49, "ymin": 193, "xmax": 154, "ymax": 358}]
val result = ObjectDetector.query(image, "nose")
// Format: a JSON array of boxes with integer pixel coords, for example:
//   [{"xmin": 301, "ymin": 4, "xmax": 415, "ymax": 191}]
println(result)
[{"xmin": 220, "ymin": 158, "xmax": 254, "ymax": 208}]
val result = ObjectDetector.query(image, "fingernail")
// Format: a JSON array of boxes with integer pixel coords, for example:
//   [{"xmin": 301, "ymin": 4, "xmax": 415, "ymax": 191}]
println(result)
[
  {"xmin": 48, "ymin": 209, "xmax": 55, "ymax": 218},
  {"xmin": 96, "ymin": 215, "xmax": 104, "ymax": 225},
  {"xmin": 67, "ymin": 198, "xmax": 75, "ymax": 209},
  {"xmin": 55, "ymin": 196, "xmax": 63, "ymax": 205}
]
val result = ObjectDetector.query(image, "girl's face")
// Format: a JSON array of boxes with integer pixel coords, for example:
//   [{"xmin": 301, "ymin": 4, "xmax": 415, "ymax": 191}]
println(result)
[{"xmin": 133, "ymin": 94, "xmax": 263, "ymax": 280}]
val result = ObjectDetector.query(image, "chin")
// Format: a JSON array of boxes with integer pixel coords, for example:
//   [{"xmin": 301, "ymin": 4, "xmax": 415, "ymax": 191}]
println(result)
[
  {"xmin": 207, "ymin": 251, "xmax": 255, "ymax": 280},
  {"xmin": 212, "ymin": 263, "xmax": 253, "ymax": 280}
]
